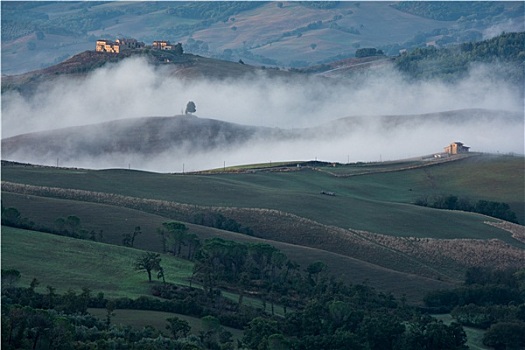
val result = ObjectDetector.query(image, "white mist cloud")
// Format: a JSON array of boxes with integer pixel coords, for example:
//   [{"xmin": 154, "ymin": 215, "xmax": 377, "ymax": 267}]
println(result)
[
  {"xmin": 1, "ymin": 57, "xmax": 523, "ymax": 172},
  {"xmin": 483, "ymin": 18, "xmax": 525, "ymax": 40}
]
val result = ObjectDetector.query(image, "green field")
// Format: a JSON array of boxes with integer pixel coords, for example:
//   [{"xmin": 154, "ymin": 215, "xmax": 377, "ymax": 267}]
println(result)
[
  {"xmin": 0, "ymin": 204, "xmax": 453, "ymax": 303},
  {"xmin": 2, "ymin": 154, "xmax": 523, "ymax": 237},
  {"xmin": 88, "ymin": 308, "xmax": 244, "ymax": 341},
  {"xmin": 2, "ymin": 153, "xmax": 523, "ymax": 302},
  {"xmin": 1, "ymin": 226, "xmax": 286, "ymax": 311},
  {"xmin": 1, "ymin": 226, "xmax": 194, "ymax": 298}
]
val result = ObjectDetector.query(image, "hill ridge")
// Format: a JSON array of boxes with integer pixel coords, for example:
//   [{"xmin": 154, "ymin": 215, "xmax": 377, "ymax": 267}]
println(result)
[{"xmin": 3, "ymin": 180, "xmax": 524, "ymax": 284}]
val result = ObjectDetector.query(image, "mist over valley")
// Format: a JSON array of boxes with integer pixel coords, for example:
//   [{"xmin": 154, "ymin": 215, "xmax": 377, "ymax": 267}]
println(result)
[
  {"xmin": 2, "ymin": 4, "xmax": 524, "ymax": 349},
  {"xmin": 2, "ymin": 54, "xmax": 523, "ymax": 172}
]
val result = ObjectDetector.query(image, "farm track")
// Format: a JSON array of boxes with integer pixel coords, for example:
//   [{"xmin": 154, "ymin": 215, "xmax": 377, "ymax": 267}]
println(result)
[
  {"xmin": 201, "ymin": 153, "xmax": 477, "ymax": 177},
  {"xmin": 309, "ymin": 154, "xmax": 477, "ymax": 178}
]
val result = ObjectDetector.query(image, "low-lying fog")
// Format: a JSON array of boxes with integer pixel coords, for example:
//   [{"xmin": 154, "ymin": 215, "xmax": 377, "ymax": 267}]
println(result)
[{"xmin": 2, "ymin": 57, "xmax": 523, "ymax": 172}]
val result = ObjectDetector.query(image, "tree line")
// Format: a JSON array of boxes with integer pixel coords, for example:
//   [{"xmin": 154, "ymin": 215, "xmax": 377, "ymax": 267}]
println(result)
[
  {"xmin": 2, "ymin": 264, "xmax": 472, "ymax": 350},
  {"xmin": 414, "ymin": 194, "xmax": 519, "ymax": 223},
  {"xmin": 395, "ymin": 32, "xmax": 525, "ymax": 85},
  {"xmin": 1, "ymin": 205, "xmax": 105, "ymax": 241},
  {"xmin": 130, "ymin": 234, "xmax": 472, "ymax": 349},
  {"xmin": 3, "ymin": 204, "xmax": 518, "ymax": 348},
  {"xmin": 2, "ymin": 208, "xmax": 472, "ymax": 349},
  {"xmin": 423, "ymin": 267, "xmax": 525, "ymax": 349}
]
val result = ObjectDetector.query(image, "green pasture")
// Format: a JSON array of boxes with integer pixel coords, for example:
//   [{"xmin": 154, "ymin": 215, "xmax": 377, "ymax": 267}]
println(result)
[
  {"xmin": 2, "ymin": 154, "xmax": 523, "ymax": 242},
  {"xmin": 0, "ymin": 203, "xmax": 454, "ymax": 303},
  {"xmin": 1, "ymin": 226, "xmax": 194, "ymax": 299},
  {"xmin": 1, "ymin": 226, "xmax": 289, "ymax": 314},
  {"xmin": 1, "ymin": 191, "xmax": 171, "ymax": 252},
  {"xmin": 88, "ymin": 308, "xmax": 244, "ymax": 340}
]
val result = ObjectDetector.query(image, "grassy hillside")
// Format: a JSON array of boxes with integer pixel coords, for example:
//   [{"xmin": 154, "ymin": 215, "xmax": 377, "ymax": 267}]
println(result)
[
  {"xmin": 2, "ymin": 153, "xmax": 523, "ymax": 299},
  {"xmin": 1, "ymin": 193, "xmax": 455, "ymax": 302},
  {"xmin": 1, "ymin": 226, "xmax": 194, "ymax": 299},
  {"xmin": 2, "ymin": 154, "xmax": 523, "ymax": 230},
  {"xmin": 87, "ymin": 308, "xmax": 244, "ymax": 341}
]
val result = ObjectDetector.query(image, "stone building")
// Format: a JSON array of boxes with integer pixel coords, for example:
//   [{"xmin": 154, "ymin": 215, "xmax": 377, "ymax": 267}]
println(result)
[
  {"xmin": 444, "ymin": 142, "xmax": 470, "ymax": 155},
  {"xmin": 152, "ymin": 40, "xmax": 174, "ymax": 50},
  {"xmin": 96, "ymin": 38, "xmax": 144, "ymax": 53}
]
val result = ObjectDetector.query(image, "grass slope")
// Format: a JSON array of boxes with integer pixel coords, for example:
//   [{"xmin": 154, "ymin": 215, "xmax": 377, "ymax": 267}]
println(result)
[
  {"xmin": 2, "ymin": 154, "xmax": 522, "ymax": 302},
  {"xmin": 1, "ymin": 226, "xmax": 193, "ymax": 299},
  {"xmin": 2, "ymin": 154, "xmax": 523, "ymax": 233},
  {"xmin": 87, "ymin": 308, "xmax": 243, "ymax": 341},
  {"xmin": 1, "ymin": 193, "xmax": 454, "ymax": 302}
]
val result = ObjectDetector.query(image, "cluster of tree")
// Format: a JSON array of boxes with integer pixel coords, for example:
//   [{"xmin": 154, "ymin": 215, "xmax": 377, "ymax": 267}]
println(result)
[
  {"xmin": 392, "ymin": 2, "xmax": 505, "ymax": 21},
  {"xmin": 424, "ymin": 267, "xmax": 525, "ymax": 349},
  {"xmin": 1, "ymin": 205, "xmax": 34, "ymax": 229},
  {"xmin": 1, "ymin": 205, "xmax": 104, "ymax": 241},
  {"xmin": 243, "ymin": 311, "xmax": 467, "ymax": 350},
  {"xmin": 157, "ymin": 222, "xmax": 201, "ymax": 260},
  {"xmin": 184, "ymin": 38, "xmax": 210, "ymax": 55},
  {"xmin": 395, "ymin": 32, "xmax": 525, "ymax": 84},
  {"xmin": 282, "ymin": 20, "xmax": 324, "ymax": 39},
  {"xmin": 298, "ymin": 1, "xmax": 340, "ymax": 10},
  {"xmin": 178, "ymin": 237, "xmax": 470, "ymax": 349},
  {"xmin": 1, "ymin": 275, "xmax": 237, "ymax": 349},
  {"xmin": 192, "ymin": 212, "xmax": 253, "ymax": 235},
  {"xmin": 191, "ymin": 239, "xmax": 292, "ymax": 313},
  {"xmin": 355, "ymin": 48, "xmax": 385, "ymax": 58},
  {"xmin": 414, "ymin": 194, "xmax": 519, "ymax": 223},
  {"xmin": 0, "ymin": 209, "xmax": 500, "ymax": 348},
  {"xmin": 165, "ymin": 1, "xmax": 263, "ymax": 21},
  {"xmin": 128, "ymin": 233, "xmax": 472, "ymax": 349},
  {"xmin": 329, "ymin": 22, "xmax": 360, "ymax": 35}
]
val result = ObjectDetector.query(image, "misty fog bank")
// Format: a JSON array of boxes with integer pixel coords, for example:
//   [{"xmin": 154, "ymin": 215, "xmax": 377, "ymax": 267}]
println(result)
[
  {"xmin": 1, "ymin": 57, "xmax": 523, "ymax": 172},
  {"xmin": 2, "ymin": 110, "xmax": 522, "ymax": 173}
]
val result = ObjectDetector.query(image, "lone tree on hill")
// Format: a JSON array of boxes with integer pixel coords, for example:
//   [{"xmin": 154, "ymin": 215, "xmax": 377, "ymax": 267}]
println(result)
[
  {"xmin": 185, "ymin": 101, "xmax": 196, "ymax": 115},
  {"xmin": 133, "ymin": 252, "xmax": 162, "ymax": 282}
]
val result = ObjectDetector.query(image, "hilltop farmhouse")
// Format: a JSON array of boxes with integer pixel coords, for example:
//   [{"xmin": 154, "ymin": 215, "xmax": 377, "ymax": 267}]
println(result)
[
  {"xmin": 96, "ymin": 38, "xmax": 182, "ymax": 54},
  {"xmin": 444, "ymin": 141, "xmax": 470, "ymax": 155},
  {"xmin": 95, "ymin": 38, "xmax": 144, "ymax": 53}
]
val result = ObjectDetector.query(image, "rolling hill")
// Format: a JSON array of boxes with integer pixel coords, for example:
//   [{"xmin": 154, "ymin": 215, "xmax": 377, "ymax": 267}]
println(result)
[
  {"xmin": 1, "ymin": 4, "xmax": 524, "ymax": 348},
  {"xmin": 2, "ymin": 152, "xmax": 523, "ymax": 303},
  {"xmin": 2, "ymin": 1, "xmax": 523, "ymax": 74},
  {"xmin": 2, "ymin": 108, "xmax": 522, "ymax": 171},
  {"xmin": 1, "ymin": 1, "xmax": 523, "ymax": 311}
]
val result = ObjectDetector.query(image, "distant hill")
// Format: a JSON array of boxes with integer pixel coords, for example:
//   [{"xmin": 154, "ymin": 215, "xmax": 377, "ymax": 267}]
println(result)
[
  {"xmin": 2, "ymin": 1, "xmax": 523, "ymax": 74},
  {"xmin": 1, "ymin": 115, "xmax": 292, "ymax": 160},
  {"xmin": 3, "ymin": 31, "xmax": 524, "ymax": 96},
  {"xmin": 394, "ymin": 32, "xmax": 525, "ymax": 84},
  {"xmin": 2, "ymin": 109, "xmax": 522, "ymax": 170},
  {"xmin": 1, "ymin": 49, "xmax": 296, "ymax": 95}
]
